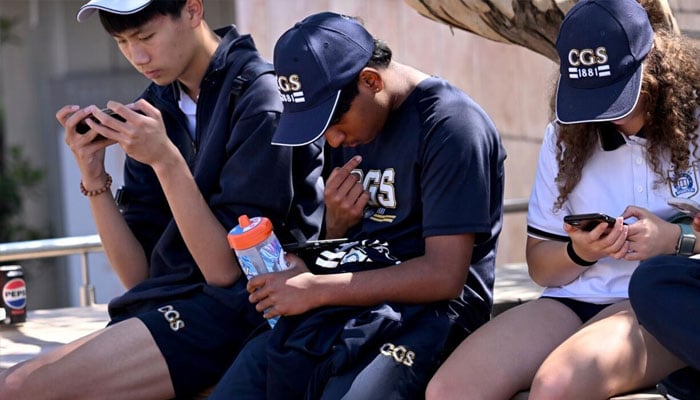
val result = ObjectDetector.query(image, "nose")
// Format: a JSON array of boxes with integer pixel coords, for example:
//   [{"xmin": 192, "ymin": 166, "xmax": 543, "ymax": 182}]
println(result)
[
  {"xmin": 324, "ymin": 128, "xmax": 345, "ymax": 148},
  {"xmin": 123, "ymin": 42, "xmax": 149, "ymax": 66}
]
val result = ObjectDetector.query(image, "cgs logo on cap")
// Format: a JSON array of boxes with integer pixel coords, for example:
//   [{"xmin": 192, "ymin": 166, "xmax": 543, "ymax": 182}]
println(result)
[
  {"xmin": 277, "ymin": 74, "xmax": 306, "ymax": 104},
  {"xmin": 3, "ymin": 278, "xmax": 27, "ymax": 310},
  {"xmin": 567, "ymin": 47, "xmax": 610, "ymax": 80}
]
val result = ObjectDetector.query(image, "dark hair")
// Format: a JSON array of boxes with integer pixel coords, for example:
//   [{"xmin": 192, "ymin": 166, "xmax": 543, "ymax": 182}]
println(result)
[
  {"xmin": 328, "ymin": 38, "xmax": 392, "ymax": 126},
  {"xmin": 98, "ymin": 0, "xmax": 187, "ymax": 35}
]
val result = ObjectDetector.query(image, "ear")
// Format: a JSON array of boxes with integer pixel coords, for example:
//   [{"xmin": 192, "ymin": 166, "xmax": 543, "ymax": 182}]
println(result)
[
  {"xmin": 185, "ymin": 0, "xmax": 204, "ymax": 25},
  {"xmin": 358, "ymin": 69, "xmax": 383, "ymax": 93}
]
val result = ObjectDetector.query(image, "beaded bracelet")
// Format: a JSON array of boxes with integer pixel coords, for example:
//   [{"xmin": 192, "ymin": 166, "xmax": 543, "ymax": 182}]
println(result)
[
  {"xmin": 80, "ymin": 173, "xmax": 112, "ymax": 197},
  {"xmin": 566, "ymin": 241, "xmax": 596, "ymax": 267}
]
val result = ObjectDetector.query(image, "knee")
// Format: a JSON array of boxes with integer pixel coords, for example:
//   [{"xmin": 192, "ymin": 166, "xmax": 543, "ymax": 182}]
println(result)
[
  {"xmin": 425, "ymin": 374, "xmax": 459, "ymax": 400},
  {"xmin": 529, "ymin": 370, "xmax": 577, "ymax": 400},
  {"xmin": 0, "ymin": 368, "xmax": 29, "ymax": 399}
]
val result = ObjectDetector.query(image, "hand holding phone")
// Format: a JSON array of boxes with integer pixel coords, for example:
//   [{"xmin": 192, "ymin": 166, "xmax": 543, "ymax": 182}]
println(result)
[
  {"xmin": 564, "ymin": 213, "xmax": 617, "ymax": 232},
  {"xmin": 76, "ymin": 107, "xmax": 145, "ymax": 136},
  {"xmin": 282, "ymin": 238, "xmax": 349, "ymax": 253},
  {"xmin": 76, "ymin": 108, "xmax": 124, "ymax": 135},
  {"xmin": 668, "ymin": 198, "xmax": 700, "ymax": 216}
]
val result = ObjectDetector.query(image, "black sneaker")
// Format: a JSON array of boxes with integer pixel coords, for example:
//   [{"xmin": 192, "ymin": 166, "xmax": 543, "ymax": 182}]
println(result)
[{"xmin": 657, "ymin": 367, "xmax": 700, "ymax": 400}]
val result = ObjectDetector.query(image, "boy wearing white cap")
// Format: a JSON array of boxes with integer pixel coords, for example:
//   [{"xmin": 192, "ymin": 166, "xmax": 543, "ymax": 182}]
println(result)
[
  {"xmin": 0, "ymin": 1, "xmax": 323, "ymax": 399},
  {"xmin": 428, "ymin": 0, "xmax": 700, "ymax": 398}
]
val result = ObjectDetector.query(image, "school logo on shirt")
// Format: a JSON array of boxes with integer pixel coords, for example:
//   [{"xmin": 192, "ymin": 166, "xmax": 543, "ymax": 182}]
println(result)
[
  {"xmin": 354, "ymin": 168, "xmax": 398, "ymax": 223},
  {"xmin": 669, "ymin": 164, "xmax": 698, "ymax": 197}
]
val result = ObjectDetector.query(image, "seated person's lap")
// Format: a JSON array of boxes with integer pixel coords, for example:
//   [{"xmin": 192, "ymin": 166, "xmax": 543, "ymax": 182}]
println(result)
[{"xmin": 111, "ymin": 285, "xmax": 264, "ymax": 397}]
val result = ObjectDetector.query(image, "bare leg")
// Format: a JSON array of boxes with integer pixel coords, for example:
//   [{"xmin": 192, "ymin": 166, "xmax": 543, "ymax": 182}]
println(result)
[
  {"xmin": 530, "ymin": 301, "xmax": 686, "ymax": 400},
  {"xmin": 0, "ymin": 318, "xmax": 173, "ymax": 400},
  {"xmin": 426, "ymin": 298, "xmax": 582, "ymax": 400}
]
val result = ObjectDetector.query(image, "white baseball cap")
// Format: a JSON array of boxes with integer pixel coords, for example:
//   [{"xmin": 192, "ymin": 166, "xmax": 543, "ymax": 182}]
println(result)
[{"xmin": 77, "ymin": 0, "xmax": 153, "ymax": 23}]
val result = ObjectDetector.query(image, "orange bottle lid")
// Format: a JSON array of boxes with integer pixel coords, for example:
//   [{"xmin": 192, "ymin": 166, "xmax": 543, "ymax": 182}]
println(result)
[{"xmin": 227, "ymin": 215, "xmax": 273, "ymax": 250}]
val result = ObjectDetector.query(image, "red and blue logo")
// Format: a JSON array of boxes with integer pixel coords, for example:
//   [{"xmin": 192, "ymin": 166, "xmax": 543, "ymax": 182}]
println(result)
[{"xmin": 3, "ymin": 278, "xmax": 27, "ymax": 310}]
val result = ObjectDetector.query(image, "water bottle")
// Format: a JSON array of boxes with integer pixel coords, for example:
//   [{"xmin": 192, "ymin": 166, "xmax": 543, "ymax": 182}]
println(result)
[{"xmin": 227, "ymin": 214, "xmax": 287, "ymax": 327}]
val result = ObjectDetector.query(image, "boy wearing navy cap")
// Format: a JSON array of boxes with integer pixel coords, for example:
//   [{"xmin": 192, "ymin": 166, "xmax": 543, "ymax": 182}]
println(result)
[
  {"xmin": 208, "ymin": 11, "xmax": 506, "ymax": 399},
  {"xmin": 428, "ymin": 0, "xmax": 700, "ymax": 398},
  {"xmin": 0, "ymin": 1, "xmax": 323, "ymax": 399}
]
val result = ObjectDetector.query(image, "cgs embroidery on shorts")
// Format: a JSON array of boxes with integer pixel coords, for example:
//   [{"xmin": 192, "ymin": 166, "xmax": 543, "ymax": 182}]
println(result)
[
  {"xmin": 158, "ymin": 305, "xmax": 185, "ymax": 332},
  {"xmin": 380, "ymin": 342, "xmax": 415, "ymax": 367}
]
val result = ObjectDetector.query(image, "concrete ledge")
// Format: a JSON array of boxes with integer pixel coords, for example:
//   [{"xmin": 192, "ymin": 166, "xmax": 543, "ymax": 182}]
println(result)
[
  {"xmin": 0, "ymin": 266, "xmax": 663, "ymax": 399},
  {"xmin": 0, "ymin": 264, "xmax": 541, "ymax": 371},
  {"xmin": 493, "ymin": 262, "xmax": 542, "ymax": 315}
]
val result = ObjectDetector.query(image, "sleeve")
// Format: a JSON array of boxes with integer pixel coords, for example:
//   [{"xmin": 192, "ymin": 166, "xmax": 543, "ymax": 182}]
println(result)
[
  {"xmin": 420, "ymin": 98, "xmax": 504, "ymax": 240},
  {"xmin": 526, "ymin": 122, "xmax": 570, "ymax": 241},
  {"xmin": 210, "ymin": 73, "xmax": 323, "ymax": 243}
]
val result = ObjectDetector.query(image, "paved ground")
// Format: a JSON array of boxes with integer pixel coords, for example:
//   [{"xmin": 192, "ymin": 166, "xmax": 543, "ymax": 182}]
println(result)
[{"xmin": 0, "ymin": 304, "xmax": 108, "ymax": 371}]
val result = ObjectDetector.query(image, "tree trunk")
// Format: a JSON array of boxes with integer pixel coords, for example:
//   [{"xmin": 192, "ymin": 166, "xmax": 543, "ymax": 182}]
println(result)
[{"xmin": 403, "ymin": 0, "xmax": 679, "ymax": 61}]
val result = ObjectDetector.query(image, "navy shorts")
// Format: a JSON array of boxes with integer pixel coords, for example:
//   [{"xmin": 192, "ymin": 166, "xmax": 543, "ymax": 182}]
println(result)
[
  {"xmin": 543, "ymin": 296, "xmax": 611, "ymax": 323},
  {"xmin": 108, "ymin": 281, "xmax": 266, "ymax": 398}
]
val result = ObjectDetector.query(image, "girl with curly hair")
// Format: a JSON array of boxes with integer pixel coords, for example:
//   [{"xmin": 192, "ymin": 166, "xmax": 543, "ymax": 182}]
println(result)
[{"xmin": 427, "ymin": 0, "xmax": 700, "ymax": 399}]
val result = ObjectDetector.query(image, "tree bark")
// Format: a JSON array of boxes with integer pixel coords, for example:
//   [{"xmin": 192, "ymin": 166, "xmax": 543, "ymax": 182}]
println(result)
[{"xmin": 403, "ymin": 0, "xmax": 679, "ymax": 61}]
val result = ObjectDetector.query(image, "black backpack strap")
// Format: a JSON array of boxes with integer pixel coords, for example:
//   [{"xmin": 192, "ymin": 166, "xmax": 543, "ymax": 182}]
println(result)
[{"xmin": 229, "ymin": 61, "xmax": 275, "ymax": 106}]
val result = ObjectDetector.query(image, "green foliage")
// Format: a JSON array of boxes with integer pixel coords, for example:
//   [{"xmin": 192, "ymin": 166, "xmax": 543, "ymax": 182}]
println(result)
[
  {"xmin": 0, "ymin": 16, "xmax": 20, "ymax": 46},
  {"xmin": 0, "ymin": 146, "xmax": 44, "ymax": 242},
  {"xmin": 0, "ymin": 15, "xmax": 44, "ymax": 242}
]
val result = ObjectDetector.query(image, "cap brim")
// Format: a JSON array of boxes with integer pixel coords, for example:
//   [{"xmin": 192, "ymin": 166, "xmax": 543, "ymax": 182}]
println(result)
[
  {"xmin": 77, "ymin": 0, "xmax": 151, "ymax": 22},
  {"xmin": 555, "ymin": 64, "xmax": 643, "ymax": 124},
  {"xmin": 272, "ymin": 90, "xmax": 340, "ymax": 147}
]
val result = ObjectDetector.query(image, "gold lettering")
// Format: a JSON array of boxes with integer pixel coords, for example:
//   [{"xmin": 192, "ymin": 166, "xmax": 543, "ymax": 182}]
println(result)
[
  {"xmin": 403, "ymin": 351, "xmax": 415, "ymax": 367},
  {"xmin": 277, "ymin": 76, "xmax": 291, "ymax": 92},
  {"xmin": 289, "ymin": 74, "xmax": 302, "ymax": 91},
  {"xmin": 568, "ymin": 49, "xmax": 580, "ymax": 67},
  {"xmin": 595, "ymin": 47, "xmax": 608, "ymax": 64},
  {"xmin": 578, "ymin": 49, "xmax": 596, "ymax": 66},
  {"xmin": 380, "ymin": 343, "xmax": 394, "ymax": 356}
]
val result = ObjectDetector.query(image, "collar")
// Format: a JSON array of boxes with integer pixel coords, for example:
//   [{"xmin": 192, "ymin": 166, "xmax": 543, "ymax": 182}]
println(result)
[{"xmin": 599, "ymin": 124, "xmax": 647, "ymax": 151}]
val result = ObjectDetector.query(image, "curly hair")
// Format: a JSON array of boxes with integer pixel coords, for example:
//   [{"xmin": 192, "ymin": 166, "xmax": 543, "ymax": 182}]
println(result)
[{"xmin": 551, "ymin": 30, "xmax": 700, "ymax": 210}]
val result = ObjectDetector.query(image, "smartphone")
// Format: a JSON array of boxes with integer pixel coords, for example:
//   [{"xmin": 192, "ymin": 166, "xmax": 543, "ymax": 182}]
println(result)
[
  {"xmin": 668, "ymin": 198, "xmax": 700, "ymax": 216},
  {"xmin": 564, "ymin": 213, "xmax": 617, "ymax": 231},
  {"xmin": 76, "ymin": 108, "xmax": 127, "ymax": 135},
  {"xmin": 282, "ymin": 238, "xmax": 349, "ymax": 253}
]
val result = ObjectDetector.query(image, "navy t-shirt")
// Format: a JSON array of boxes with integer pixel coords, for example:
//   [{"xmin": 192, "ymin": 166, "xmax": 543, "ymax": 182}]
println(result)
[{"xmin": 326, "ymin": 77, "xmax": 506, "ymax": 328}]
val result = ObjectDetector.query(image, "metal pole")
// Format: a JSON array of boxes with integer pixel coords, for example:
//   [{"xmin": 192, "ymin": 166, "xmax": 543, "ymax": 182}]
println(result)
[{"xmin": 79, "ymin": 251, "xmax": 95, "ymax": 306}]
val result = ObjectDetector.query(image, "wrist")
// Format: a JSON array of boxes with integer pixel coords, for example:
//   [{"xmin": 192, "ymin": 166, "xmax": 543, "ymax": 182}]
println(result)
[
  {"xmin": 80, "ymin": 173, "xmax": 112, "ymax": 197},
  {"xmin": 675, "ymin": 223, "xmax": 696, "ymax": 256},
  {"xmin": 566, "ymin": 241, "xmax": 596, "ymax": 267}
]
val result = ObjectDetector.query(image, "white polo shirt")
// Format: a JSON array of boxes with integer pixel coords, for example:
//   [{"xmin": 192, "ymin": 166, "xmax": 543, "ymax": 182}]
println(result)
[{"xmin": 527, "ymin": 122, "xmax": 700, "ymax": 304}]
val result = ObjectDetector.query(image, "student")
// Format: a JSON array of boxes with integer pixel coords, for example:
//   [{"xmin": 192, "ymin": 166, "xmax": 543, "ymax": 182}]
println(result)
[
  {"xmin": 207, "ymin": 11, "xmax": 506, "ymax": 399},
  {"xmin": 0, "ymin": 1, "xmax": 323, "ymax": 399},
  {"xmin": 426, "ymin": 0, "xmax": 700, "ymax": 399}
]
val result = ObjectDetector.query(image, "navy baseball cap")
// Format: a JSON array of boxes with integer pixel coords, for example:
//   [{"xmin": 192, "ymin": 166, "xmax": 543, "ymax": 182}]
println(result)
[
  {"xmin": 271, "ymin": 12, "xmax": 375, "ymax": 146},
  {"xmin": 77, "ymin": 0, "xmax": 152, "ymax": 22},
  {"xmin": 555, "ymin": 0, "xmax": 653, "ymax": 124}
]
